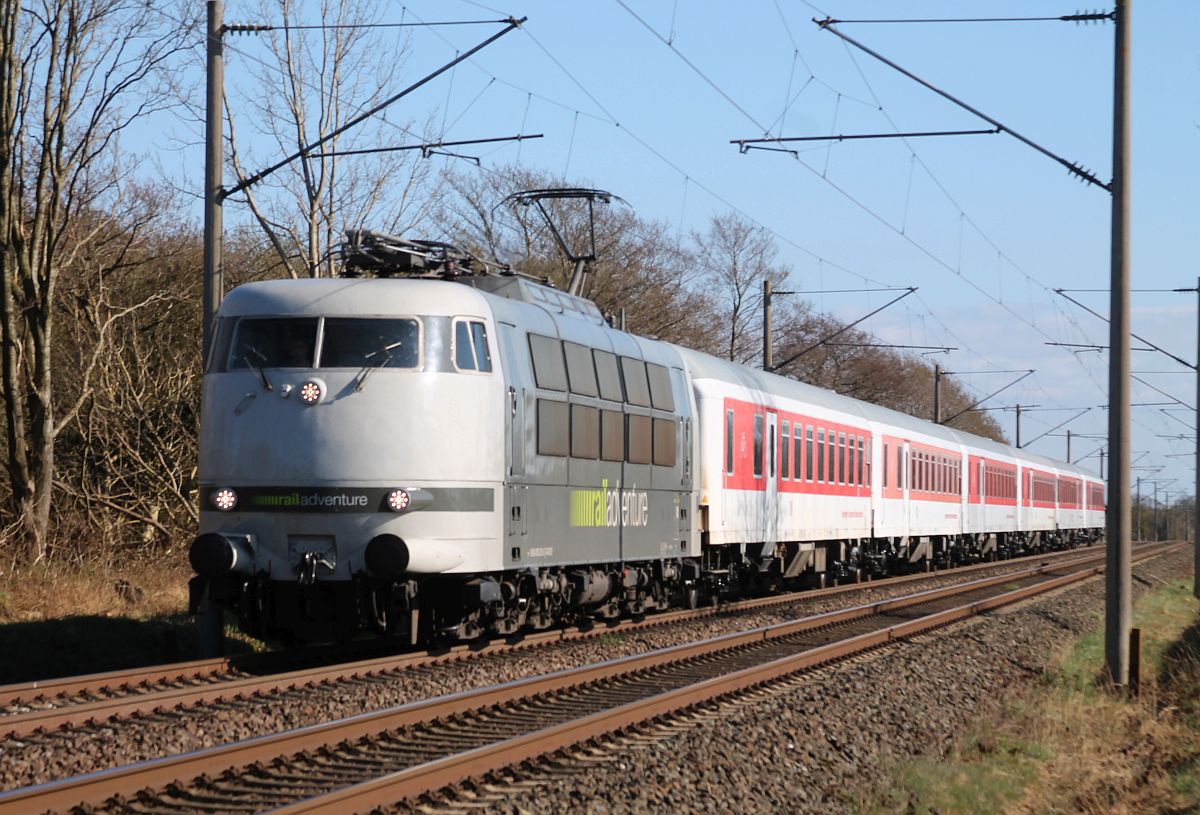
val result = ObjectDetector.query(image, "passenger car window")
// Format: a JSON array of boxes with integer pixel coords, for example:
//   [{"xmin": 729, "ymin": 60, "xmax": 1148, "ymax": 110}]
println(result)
[{"xmin": 753, "ymin": 415, "xmax": 764, "ymax": 478}]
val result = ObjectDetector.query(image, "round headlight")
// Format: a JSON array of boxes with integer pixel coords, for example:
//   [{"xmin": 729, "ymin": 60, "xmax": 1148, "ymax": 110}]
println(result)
[
  {"xmin": 386, "ymin": 489, "xmax": 411, "ymax": 512},
  {"xmin": 212, "ymin": 488, "xmax": 238, "ymax": 512},
  {"xmin": 299, "ymin": 380, "xmax": 322, "ymax": 405}
]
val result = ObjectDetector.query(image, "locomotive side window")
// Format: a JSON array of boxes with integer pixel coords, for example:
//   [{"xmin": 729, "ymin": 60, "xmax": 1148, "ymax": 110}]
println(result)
[
  {"xmin": 570, "ymin": 405, "xmax": 599, "ymax": 459},
  {"xmin": 620, "ymin": 357, "xmax": 651, "ymax": 407},
  {"xmin": 452, "ymin": 320, "xmax": 492, "ymax": 372},
  {"xmin": 753, "ymin": 415, "xmax": 764, "ymax": 478},
  {"xmin": 601, "ymin": 410, "xmax": 625, "ymax": 461},
  {"xmin": 454, "ymin": 321, "xmax": 475, "ymax": 370},
  {"xmin": 229, "ymin": 317, "xmax": 319, "ymax": 370},
  {"xmin": 320, "ymin": 318, "xmax": 421, "ymax": 368},
  {"xmin": 646, "ymin": 363, "xmax": 675, "ymax": 411},
  {"xmin": 882, "ymin": 443, "xmax": 889, "ymax": 489},
  {"xmin": 564, "ymin": 341, "xmax": 598, "ymax": 396},
  {"xmin": 653, "ymin": 417, "xmax": 676, "ymax": 467},
  {"xmin": 594, "ymin": 350, "xmax": 623, "ymax": 401},
  {"xmin": 862, "ymin": 438, "xmax": 869, "ymax": 487},
  {"xmin": 528, "ymin": 334, "xmax": 567, "ymax": 391},
  {"xmin": 627, "ymin": 414, "xmax": 653, "ymax": 464},
  {"xmin": 838, "ymin": 432, "xmax": 847, "ymax": 485},
  {"xmin": 536, "ymin": 399, "xmax": 569, "ymax": 456},
  {"xmin": 472, "ymin": 323, "xmax": 492, "ymax": 371},
  {"xmin": 725, "ymin": 409, "xmax": 734, "ymax": 474}
]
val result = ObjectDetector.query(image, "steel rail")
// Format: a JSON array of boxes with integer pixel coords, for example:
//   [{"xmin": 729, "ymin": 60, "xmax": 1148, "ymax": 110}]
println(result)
[
  {"xmin": 0, "ymin": 541, "xmax": 1113, "ymax": 712},
  {"xmin": 0, "ymin": 545, "xmax": 1119, "ymax": 738},
  {"xmin": 0, "ymin": 542, "xmax": 1178, "ymax": 815},
  {"xmin": 0, "ymin": 544, "xmax": 1125, "ymax": 737},
  {"xmin": 268, "ymin": 567, "xmax": 1109, "ymax": 815}
]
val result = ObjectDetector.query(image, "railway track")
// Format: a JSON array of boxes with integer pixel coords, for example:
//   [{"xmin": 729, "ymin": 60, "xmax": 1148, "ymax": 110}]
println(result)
[
  {"xmin": 0, "ymin": 541, "xmax": 1179, "ymax": 815},
  {"xmin": 0, "ymin": 543, "xmax": 1124, "ymax": 740}
]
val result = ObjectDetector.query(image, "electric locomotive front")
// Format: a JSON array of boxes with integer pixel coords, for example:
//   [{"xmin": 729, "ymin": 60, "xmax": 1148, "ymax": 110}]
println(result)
[{"xmin": 188, "ymin": 278, "xmax": 506, "ymax": 643}]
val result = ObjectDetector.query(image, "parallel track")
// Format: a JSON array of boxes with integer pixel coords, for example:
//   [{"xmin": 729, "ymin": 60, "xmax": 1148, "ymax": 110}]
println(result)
[
  {"xmin": 0, "ymin": 541, "xmax": 1179, "ymax": 815},
  {"xmin": 0, "ymin": 544, "xmax": 1122, "ymax": 739}
]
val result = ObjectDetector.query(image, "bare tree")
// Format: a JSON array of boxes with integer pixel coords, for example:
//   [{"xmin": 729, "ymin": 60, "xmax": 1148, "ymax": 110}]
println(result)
[
  {"xmin": 0, "ymin": 0, "xmax": 194, "ymax": 562},
  {"xmin": 693, "ymin": 212, "xmax": 793, "ymax": 365},
  {"xmin": 437, "ymin": 164, "xmax": 719, "ymax": 350},
  {"xmin": 226, "ymin": 0, "xmax": 435, "ymax": 278}
]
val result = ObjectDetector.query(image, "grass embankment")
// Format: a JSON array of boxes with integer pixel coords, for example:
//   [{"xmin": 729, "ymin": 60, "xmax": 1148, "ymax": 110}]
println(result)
[
  {"xmin": 862, "ymin": 575, "xmax": 1200, "ymax": 815},
  {"xmin": 0, "ymin": 555, "xmax": 225, "ymax": 683}
]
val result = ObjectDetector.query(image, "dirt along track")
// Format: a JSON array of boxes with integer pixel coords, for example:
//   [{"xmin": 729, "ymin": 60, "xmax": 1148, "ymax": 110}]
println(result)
[
  {"xmin": 0, "ymin": 543, "xmax": 1126, "ymax": 791},
  {"xmin": 0, "ymin": 541, "xmax": 1181, "ymax": 815}
]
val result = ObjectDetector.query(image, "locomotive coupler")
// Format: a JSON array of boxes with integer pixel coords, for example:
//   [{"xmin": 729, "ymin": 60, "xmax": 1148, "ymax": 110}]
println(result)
[{"xmin": 298, "ymin": 551, "xmax": 334, "ymax": 586}]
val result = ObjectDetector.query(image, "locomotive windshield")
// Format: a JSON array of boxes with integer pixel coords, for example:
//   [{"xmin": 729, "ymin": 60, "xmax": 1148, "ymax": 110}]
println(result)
[
  {"xmin": 228, "ymin": 318, "xmax": 318, "ymax": 369},
  {"xmin": 224, "ymin": 317, "xmax": 420, "ymax": 370},
  {"xmin": 320, "ymin": 318, "xmax": 420, "ymax": 368}
]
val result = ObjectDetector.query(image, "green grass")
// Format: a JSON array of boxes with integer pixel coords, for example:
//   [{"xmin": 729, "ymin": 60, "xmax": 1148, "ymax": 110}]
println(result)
[{"xmin": 873, "ymin": 735, "xmax": 1044, "ymax": 815}]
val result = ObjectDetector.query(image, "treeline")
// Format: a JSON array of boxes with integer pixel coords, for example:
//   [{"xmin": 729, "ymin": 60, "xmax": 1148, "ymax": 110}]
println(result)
[{"xmin": 0, "ymin": 1, "xmax": 1003, "ymax": 566}]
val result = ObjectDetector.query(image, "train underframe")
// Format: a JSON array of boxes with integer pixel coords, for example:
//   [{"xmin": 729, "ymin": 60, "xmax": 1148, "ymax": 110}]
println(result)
[{"xmin": 195, "ymin": 525, "xmax": 1102, "ymax": 647}]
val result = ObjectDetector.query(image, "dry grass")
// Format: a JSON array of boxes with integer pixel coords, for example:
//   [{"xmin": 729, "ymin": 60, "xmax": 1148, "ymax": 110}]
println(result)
[
  {"xmin": 0, "ymin": 552, "xmax": 203, "ymax": 683},
  {"xmin": 860, "ymin": 576, "xmax": 1200, "ymax": 815},
  {"xmin": 0, "ymin": 552, "xmax": 191, "ymax": 622}
]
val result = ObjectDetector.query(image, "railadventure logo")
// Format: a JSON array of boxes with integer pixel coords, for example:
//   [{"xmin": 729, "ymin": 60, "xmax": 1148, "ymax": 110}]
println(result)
[
  {"xmin": 570, "ymin": 479, "xmax": 649, "ymax": 528},
  {"xmin": 251, "ymin": 492, "xmax": 369, "ymax": 509}
]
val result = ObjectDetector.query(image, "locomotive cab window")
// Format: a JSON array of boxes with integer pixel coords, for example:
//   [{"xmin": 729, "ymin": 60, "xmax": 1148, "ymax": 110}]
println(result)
[
  {"xmin": 228, "ymin": 317, "xmax": 319, "ymax": 370},
  {"xmin": 321, "ymin": 318, "xmax": 422, "ymax": 369},
  {"xmin": 452, "ymin": 319, "xmax": 492, "ymax": 372}
]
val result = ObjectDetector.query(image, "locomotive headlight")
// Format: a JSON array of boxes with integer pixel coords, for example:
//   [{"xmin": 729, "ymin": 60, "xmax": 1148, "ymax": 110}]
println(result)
[
  {"xmin": 298, "ymin": 380, "xmax": 322, "ymax": 405},
  {"xmin": 211, "ymin": 488, "xmax": 238, "ymax": 512},
  {"xmin": 386, "ymin": 489, "xmax": 411, "ymax": 512}
]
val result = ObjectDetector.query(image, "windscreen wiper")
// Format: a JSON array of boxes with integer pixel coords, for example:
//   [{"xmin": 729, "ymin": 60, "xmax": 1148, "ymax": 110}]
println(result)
[
  {"xmin": 242, "ymin": 346, "xmax": 273, "ymax": 391},
  {"xmin": 354, "ymin": 340, "xmax": 404, "ymax": 392}
]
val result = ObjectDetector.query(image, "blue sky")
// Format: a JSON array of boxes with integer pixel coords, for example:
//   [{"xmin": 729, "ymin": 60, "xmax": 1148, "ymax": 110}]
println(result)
[{"xmin": 185, "ymin": 1, "xmax": 1198, "ymax": 498}]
